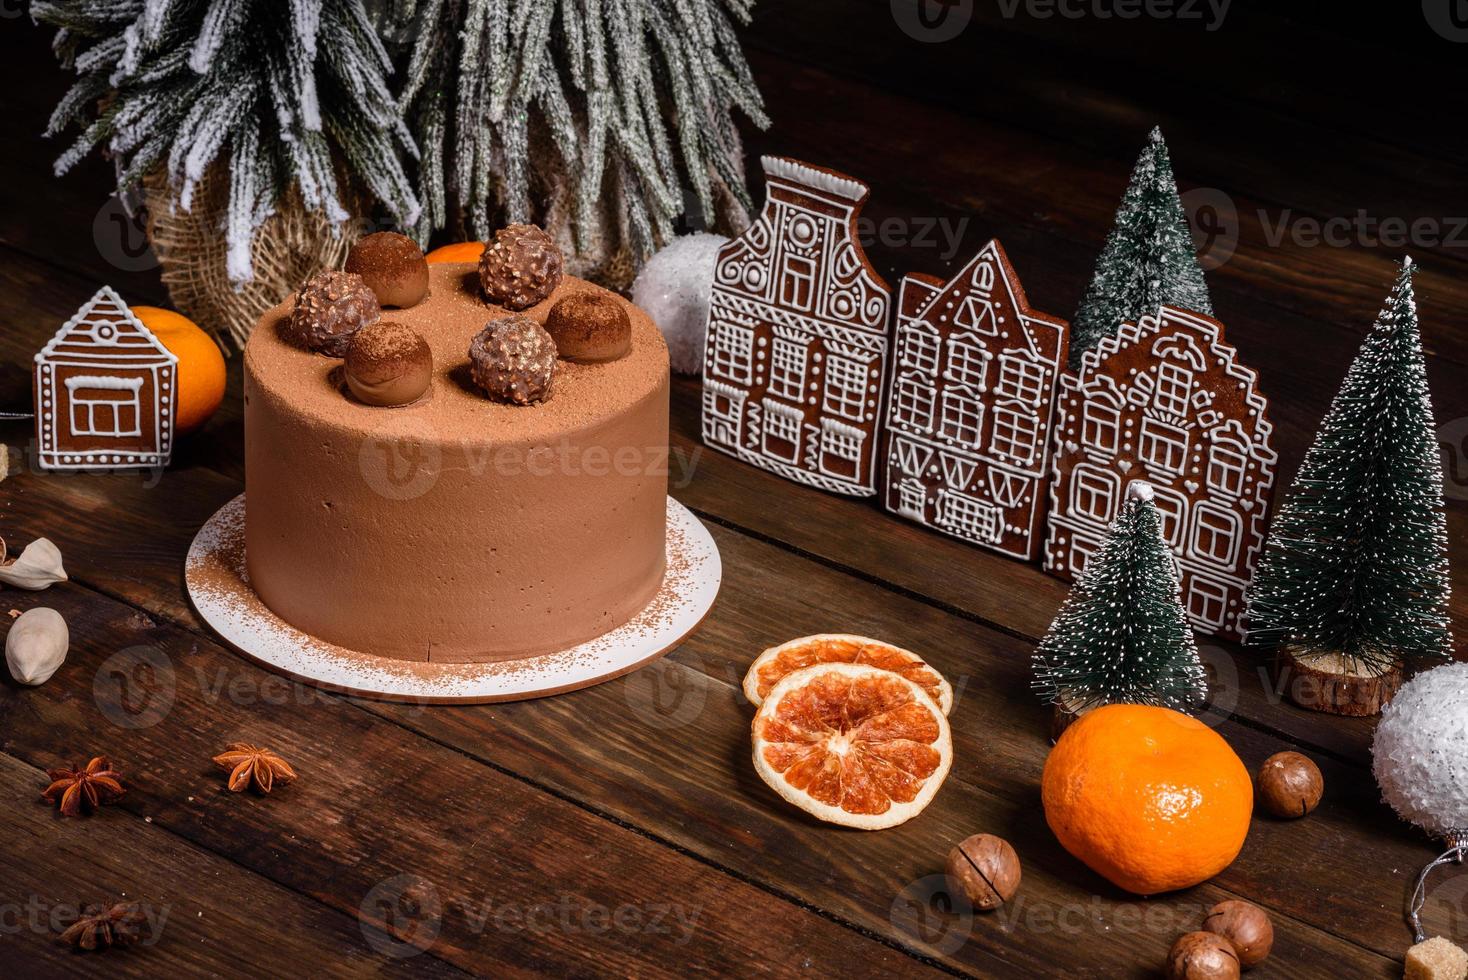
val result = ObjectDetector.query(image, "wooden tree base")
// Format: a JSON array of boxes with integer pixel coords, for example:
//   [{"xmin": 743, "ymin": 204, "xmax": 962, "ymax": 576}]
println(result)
[
  {"xmin": 1275, "ymin": 648, "xmax": 1404, "ymax": 717},
  {"xmin": 1050, "ymin": 699, "xmax": 1092, "ymax": 742}
]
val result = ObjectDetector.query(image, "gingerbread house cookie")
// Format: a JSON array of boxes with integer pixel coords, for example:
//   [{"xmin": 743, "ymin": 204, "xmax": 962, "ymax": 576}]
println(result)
[
  {"xmin": 1044, "ymin": 305, "xmax": 1276, "ymax": 640},
  {"xmin": 33, "ymin": 286, "xmax": 177, "ymax": 471},
  {"xmin": 701, "ymin": 157, "xmax": 891, "ymax": 496},
  {"xmin": 882, "ymin": 240, "xmax": 1069, "ymax": 559}
]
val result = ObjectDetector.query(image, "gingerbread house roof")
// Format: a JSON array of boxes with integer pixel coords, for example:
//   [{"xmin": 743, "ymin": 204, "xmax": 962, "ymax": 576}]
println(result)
[
  {"xmin": 36, "ymin": 286, "xmax": 176, "ymax": 368},
  {"xmin": 1076, "ymin": 304, "xmax": 1274, "ymax": 448}
]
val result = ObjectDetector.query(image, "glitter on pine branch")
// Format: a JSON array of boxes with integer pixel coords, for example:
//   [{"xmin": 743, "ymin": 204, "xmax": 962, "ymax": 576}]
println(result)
[
  {"xmin": 1032, "ymin": 481, "xmax": 1208, "ymax": 713},
  {"xmin": 37, "ymin": 0, "xmax": 421, "ymax": 284},
  {"xmin": 393, "ymin": 0, "xmax": 768, "ymax": 266},
  {"xmin": 1245, "ymin": 258, "xmax": 1452, "ymax": 673},
  {"xmin": 1070, "ymin": 127, "xmax": 1212, "ymax": 371}
]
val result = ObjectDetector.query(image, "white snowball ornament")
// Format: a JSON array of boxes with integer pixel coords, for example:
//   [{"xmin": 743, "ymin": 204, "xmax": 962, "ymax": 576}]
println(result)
[
  {"xmin": 1371, "ymin": 662, "xmax": 1468, "ymax": 941},
  {"xmin": 631, "ymin": 233, "xmax": 729, "ymax": 375}
]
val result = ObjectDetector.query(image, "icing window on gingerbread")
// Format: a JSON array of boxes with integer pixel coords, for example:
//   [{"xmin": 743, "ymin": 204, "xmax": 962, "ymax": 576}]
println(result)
[
  {"xmin": 1207, "ymin": 440, "xmax": 1249, "ymax": 496},
  {"xmin": 702, "ymin": 381, "xmax": 745, "ymax": 445},
  {"xmin": 1140, "ymin": 417, "xmax": 1189, "ymax": 474},
  {"xmin": 769, "ymin": 338, "xmax": 808, "ymax": 401},
  {"xmin": 996, "ymin": 353, "xmax": 1046, "ymax": 407},
  {"xmin": 710, "ymin": 321, "xmax": 754, "ymax": 384},
  {"xmin": 988, "ymin": 469, "xmax": 1029, "ymax": 509},
  {"xmin": 1151, "ymin": 485, "xmax": 1187, "ymax": 546},
  {"xmin": 780, "ymin": 254, "xmax": 816, "ymax": 310},
  {"xmin": 822, "ymin": 355, "xmax": 869, "ymax": 420},
  {"xmin": 895, "ymin": 477, "xmax": 926, "ymax": 519},
  {"xmin": 939, "ymin": 388, "xmax": 984, "ymax": 446},
  {"xmin": 1187, "ymin": 576, "xmax": 1231, "ymax": 629},
  {"xmin": 1193, "ymin": 504, "xmax": 1242, "ymax": 566},
  {"xmin": 944, "ymin": 335, "xmax": 992, "ymax": 390},
  {"xmin": 936, "ymin": 489, "xmax": 1001, "ymax": 543},
  {"xmin": 1070, "ymin": 534, "xmax": 1100, "ymax": 576},
  {"xmin": 893, "ymin": 437, "xmax": 933, "ymax": 475},
  {"xmin": 819, "ymin": 418, "xmax": 866, "ymax": 476},
  {"xmin": 1082, "ymin": 400, "xmax": 1121, "ymax": 453},
  {"xmin": 1154, "ymin": 362, "xmax": 1193, "ymax": 416},
  {"xmin": 953, "ymin": 295, "xmax": 999, "ymax": 336},
  {"xmin": 900, "ymin": 325, "xmax": 940, "ymax": 374},
  {"xmin": 1072, "ymin": 464, "xmax": 1117, "ymax": 523},
  {"xmin": 894, "ymin": 373, "xmax": 936, "ymax": 430},
  {"xmin": 65, "ymin": 375, "xmax": 144, "ymax": 438},
  {"xmin": 761, "ymin": 399, "xmax": 804, "ymax": 463},
  {"xmin": 991, "ymin": 402, "xmax": 1039, "ymax": 466}
]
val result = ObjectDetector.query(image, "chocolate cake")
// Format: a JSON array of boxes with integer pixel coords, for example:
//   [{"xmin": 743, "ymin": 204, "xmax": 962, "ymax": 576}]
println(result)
[{"xmin": 243, "ymin": 263, "xmax": 670, "ymax": 663}]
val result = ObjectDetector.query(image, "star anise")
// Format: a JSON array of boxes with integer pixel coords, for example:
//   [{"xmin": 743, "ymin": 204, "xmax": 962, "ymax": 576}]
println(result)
[
  {"xmin": 57, "ymin": 902, "xmax": 146, "ymax": 950},
  {"xmin": 41, "ymin": 757, "xmax": 125, "ymax": 817},
  {"xmin": 212, "ymin": 743, "xmax": 297, "ymax": 794}
]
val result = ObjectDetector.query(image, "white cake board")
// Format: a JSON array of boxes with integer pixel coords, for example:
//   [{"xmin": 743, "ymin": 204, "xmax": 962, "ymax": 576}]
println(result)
[{"xmin": 185, "ymin": 494, "xmax": 721, "ymax": 704}]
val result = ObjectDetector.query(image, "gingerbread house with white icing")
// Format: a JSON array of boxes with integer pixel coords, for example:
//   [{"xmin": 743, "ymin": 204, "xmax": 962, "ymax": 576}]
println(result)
[
  {"xmin": 1044, "ymin": 305, "xmax": 1276, "ymax": 640},
  {"xmin": 701, "ymin": 157, "xmax": 891, "ymax": 496},
  {"xmin": 882, "ymin": 240, "xmax": 1069, "ymax": 559},
  {"xmin": 33, "ymin": 286, "xmax": 177, "ymax": 471}
]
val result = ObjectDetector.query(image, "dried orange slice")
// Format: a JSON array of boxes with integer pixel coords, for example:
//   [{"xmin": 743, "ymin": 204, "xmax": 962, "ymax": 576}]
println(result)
[
  {"xmin": 751, "ymin": 662, "xmax": 953, "ymax": 830},
  {"xmin": 743, "ymin": 634, "xmax": 953, "ymax": 715}
]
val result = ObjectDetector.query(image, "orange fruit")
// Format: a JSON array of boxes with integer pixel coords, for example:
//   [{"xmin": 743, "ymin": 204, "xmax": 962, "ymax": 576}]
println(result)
[
  {"xmin": 130, "ymin": 306, "xmax": 226, "ymax": 436},
  {"xmin": 1042, "ymin": 704, "xmax": 1252, "ymax": 895},
  {"xmin": 424, "ymin": 241, "xmax": 485, "ymax": 264},
  {"xmin": 751, "ymin": 662, "xmax": 953, "ymax": 829},
  {"xmin": 744, "ymin": 634, "xmax": 953, "ymax": 714}
]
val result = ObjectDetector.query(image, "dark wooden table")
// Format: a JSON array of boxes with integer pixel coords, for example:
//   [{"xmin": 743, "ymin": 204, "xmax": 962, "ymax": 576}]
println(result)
[{"xmin": 2, "ymin": 5, "xmax": 1465, "ymax": 977}]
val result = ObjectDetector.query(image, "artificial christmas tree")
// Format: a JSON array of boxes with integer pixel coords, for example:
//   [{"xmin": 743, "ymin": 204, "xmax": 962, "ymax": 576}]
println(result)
[
  {"xmin": 1032, "ymin": 481, "xmax": 1208, "ymax": 729},
  {"xmin": 1245, "ymin": 258, "xmax": 1451, "ymax": 716},
  {"xmin": 391, "ymin": 0, "xmax": 768, "ymax": 286},
  {"xmin": 1069, "ymin": 128, "xmax": 1212, "ymax": 370}
]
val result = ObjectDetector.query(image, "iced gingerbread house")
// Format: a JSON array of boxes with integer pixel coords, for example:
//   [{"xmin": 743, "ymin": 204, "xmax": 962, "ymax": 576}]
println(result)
[
  {"xmin": 701, "ymin": 157, "xmax": 891, "ymax": 496},
  {"xmin": 1044, "ymin": 305, "xmax": 1276, "ymax": 640},
  {"xmin": 882, "ymin": 240, "xmax": 1069, "ymax": 559},
  {"xmin": 33, "ymin": 286, "xmax": 177, "ymax": 471}
]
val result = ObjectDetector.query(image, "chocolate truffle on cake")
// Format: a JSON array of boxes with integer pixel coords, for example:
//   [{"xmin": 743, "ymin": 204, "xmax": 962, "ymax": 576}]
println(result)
[
  {"xmin": 544, "ymin": 291, "xmax": 632, "ymax": 363},
  {"xmin": 468, "ymin": 315, "xmax": 556, "ymax": 405},
  {"xmin": 478, "ymin": 223, "xmax": 563, "ymax": 310},
  {"xmin": 345, "ymin": 231, "xmax": 430, "ymax": 309},
  {"xmin": 290, "ymin": 271, "xmax": 380, "ymax": 356},
  {"xmin": 343, "ymin": 321, "xmax": 433, "ymax": 407}
]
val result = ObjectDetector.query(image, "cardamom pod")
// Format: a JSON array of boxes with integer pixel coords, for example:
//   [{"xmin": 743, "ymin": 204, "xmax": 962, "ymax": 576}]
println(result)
[
  {"xmin": 5, "ymin": 607, "xmax": 68, "ymax": 685},
  {"xmin": 0, "ymin": 538, "xmax": 67, "ymax": 590}
]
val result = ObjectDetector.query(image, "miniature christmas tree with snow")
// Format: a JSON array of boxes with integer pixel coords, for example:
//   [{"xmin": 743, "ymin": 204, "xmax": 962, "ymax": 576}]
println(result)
[
  {"xmin": 1032, "ymin": 481, "xmax": 1207, "ymax": 718},
  {"xmin": 1246, "ymin": 258, "xmax": 1451, "ymax": 716},
  {"xmin": 1069, "ymin": 127, "xmax": 1212, "ymax": 369}
]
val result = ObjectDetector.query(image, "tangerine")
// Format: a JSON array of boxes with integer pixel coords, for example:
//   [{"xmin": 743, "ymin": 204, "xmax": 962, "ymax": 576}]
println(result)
[
  {"xmin": 424, "ymin": 241, "xmax": 485, "ymax": 264},
  {"xmin": 130, "ymin": 306, "xmax": 226, "ymax": 436},
  {"xmin": 1041, "ymin": 704, "xmax": 1252, "ymax": 895}
]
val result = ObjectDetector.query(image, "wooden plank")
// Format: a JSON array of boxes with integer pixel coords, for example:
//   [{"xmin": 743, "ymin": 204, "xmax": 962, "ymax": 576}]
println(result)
[
  {"xmin": 0, "ymin": 751, "xmax": 464, "ymax": 978},
  {"xmin": 0, "ymin": 583, "xmax": 946, "ymax": 977}
]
